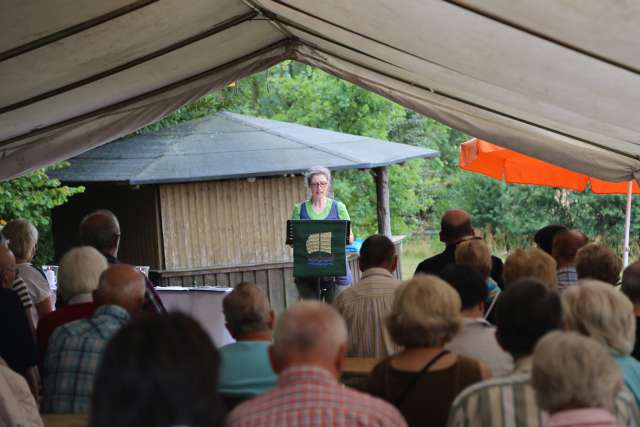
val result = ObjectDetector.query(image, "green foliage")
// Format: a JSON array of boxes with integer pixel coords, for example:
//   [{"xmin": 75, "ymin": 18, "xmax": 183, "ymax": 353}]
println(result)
[
  {"xmin": 0, "ymin": 164, "xmax": 84, "ymax": 264},
  {"xmin": 140, "ymin": 60, "xmax": 635, "ymax": 254}
]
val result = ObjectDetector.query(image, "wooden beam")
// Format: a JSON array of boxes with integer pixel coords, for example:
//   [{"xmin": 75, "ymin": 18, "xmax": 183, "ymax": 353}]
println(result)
[{"xmin": 372, "ymin": 166, "xmax": 391, "ymax": 236}]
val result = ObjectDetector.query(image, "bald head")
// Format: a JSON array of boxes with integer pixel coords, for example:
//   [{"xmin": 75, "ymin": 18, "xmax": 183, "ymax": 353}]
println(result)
[
  {"xmin": 551, "ymin": 229, "xmax": 588, "ymax": 267},
  {"xmin": 0, "ymin": 246, "xmax": 16, "ymax": 289},
  {"xmin": 79, "ymin": 210, "xmax": 120, "ymax": 256},
  {"xmin": 271, "ymin": 302, "xmax": 347, "ymax": 377},
  {"xmin": 95, "ymin": 264, "xmax": 145, "ymax": 314},
  {"xmin": 440, "ymin": 209, "xmax": 473, "ymax": 244}
]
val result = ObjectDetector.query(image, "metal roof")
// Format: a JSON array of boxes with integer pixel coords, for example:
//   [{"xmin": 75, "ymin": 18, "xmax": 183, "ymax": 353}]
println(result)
[{"xmin": 51, "ymin": 112, "xmax": 439, "ymax": 185}]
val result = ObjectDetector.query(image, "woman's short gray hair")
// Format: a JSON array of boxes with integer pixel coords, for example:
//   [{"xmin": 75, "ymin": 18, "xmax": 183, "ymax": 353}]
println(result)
[
  {"xmin": 532, "ymin": 331, "xmax": 622, "ymax": 412},
  {"xmin": 58, "ymin": 246, "xmax": 109, "ymax": 303},
  {"xmin": 1, "ymin": 219, "xmax": 38, "ymax": 260},
  {"xmin": 386, "ymin": 275, "xmax": 461, "ymax": 348},
  {"xmin": 305, "ymin": 166, "xmax": 332, "ymax": 189},
  {"xmin": 562, "ymin": 279, "xmax": 635, "ymax": 355}
]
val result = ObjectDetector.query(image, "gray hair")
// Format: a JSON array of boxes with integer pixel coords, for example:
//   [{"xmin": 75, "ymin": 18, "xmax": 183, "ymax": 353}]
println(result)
[
  {"xmin": 562, "ymin": 279, "xmax": 635, "ymax": 355},
  {"xmin": 386, "ymin": 275, "xmax": 461, "ymax": 348},
  {"xmin": 58, "ymin": 246, "xmax": 109, "ymax": 304},
  {"xmin": 223, "ymin": 282, "xmax": 272, "ymax": 335},
  {"xmin": 1, "ymin": 219, "xmax": 38, "ymax": 260},
  {"xmin": 305, "ymin": 166, "xmax": 332, "ymax": 192},
  {"xmin": 532, "ymin": 331, "xmax": 622, "ymax": 412},
  {"xmin": 79, "ymin": 210, "xmax": 120, "ymax": 252},
  {"xmin": 272, "ymin": 301, "xmax": 347, "ymax": 360}
]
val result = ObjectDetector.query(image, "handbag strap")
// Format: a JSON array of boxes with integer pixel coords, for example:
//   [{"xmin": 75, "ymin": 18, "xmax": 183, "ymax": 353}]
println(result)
[{"xmin": 386, "ymin": 349, "xmax": 450, "ymax": 407}]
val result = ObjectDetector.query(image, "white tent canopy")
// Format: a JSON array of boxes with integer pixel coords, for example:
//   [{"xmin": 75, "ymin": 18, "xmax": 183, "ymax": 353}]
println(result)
[{"xmin": 2, "ymin": 0, "xmax": 640, "ymax": 181}]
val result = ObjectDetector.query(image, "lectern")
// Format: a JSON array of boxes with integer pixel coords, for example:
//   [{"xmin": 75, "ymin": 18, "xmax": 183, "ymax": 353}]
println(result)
[{"xmin": 287, "ymin": 219, "xmax": 350, "ymax": 300}]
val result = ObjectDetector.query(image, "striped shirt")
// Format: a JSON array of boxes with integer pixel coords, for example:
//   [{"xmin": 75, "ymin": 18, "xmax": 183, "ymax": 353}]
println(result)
[
  {"xmin": 41, "ymin": 305, "xmax": 130, "ymax": 414},
  {"xmin": 447, "ymin": 357, "xmax": 639, "ymax": 427},
  {"xmin": 334, "ymin": 268, "xmax": 401, "ymax": 358},
  {"xmin": 226, "ymin": 365, "xmax": 407, "ymax": 427},
  {"xmin": 11, "ymin": 277, "xmax": 34, "ymax": 310}
]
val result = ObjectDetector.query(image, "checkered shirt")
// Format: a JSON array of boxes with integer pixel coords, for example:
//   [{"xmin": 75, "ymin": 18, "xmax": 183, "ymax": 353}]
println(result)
[
  {"xmin": 226, "ymin": 364, "xmax": 407, "ymax": 427},
  {"xmin": 556, "ymin": 266, "xmax": 578, "ymax": 292},
  {"xmin": 41, "ymin": 305, "xmax": 130, "ymax": 414}
]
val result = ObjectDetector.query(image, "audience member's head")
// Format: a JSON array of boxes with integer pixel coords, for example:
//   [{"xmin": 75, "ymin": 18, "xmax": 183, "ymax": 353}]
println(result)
[
  {"xmin": 0, "ymin": 245, "xmax": 16, "ymax": 289},
  {"xmin": 223, "ymin": 282, "xmax": 274, "ymax": 340},
  {"xmin": 1, "ymin": 219, "xmax": 38, "ymax": 262},
  {"xmin": 534, "ymin": 224, "xmax": 567, "ymax": 255},
  {"xmin": 387, "ymin": 275, "xmax": 461, "ymax": 349},
  {"xmin": 503, "ymin": 248, "xmax": 557, "ymax": 289},
  {"xmin": 94, "ymin": 264, "xmax": 145, "ymax": 314},
  {"xmin": 575, "ymin": 243, "xmax": 622, "ymax": 285},
  {"xmin": 270, "ymin": 301, "xmax": 347, "ymax": 379},
  {"xmin": 455, "ymin": 239, "xmax": 491, "ymax": 279},
  {"xmin": 562, "ymin": 279, "xmax": 635, "ymax": 355},
  {"xmin": 439, "ymin": 264, "xmax": 487, "ymax": 317},
  {"xmin": 358, "ymin": 234, "xmax": 397, "ymax": 272},
  {"xmin": 551, "ymin": 229, "xmax": 588, "ymax": 267},
  {"xmin": 440, "ymin": 209, "xmax": 473, "ymax": 245},
  {"xmin": 91, "ymin": 313, "xmax": 224, "ymax": 427},
  {"xmin": 57, "ymin": 246, "xmax": 109, "ymax": 305},
  {"xmin": 622, "ymin": 260, "xmax": 640, "ymax": 307},
  {"xmin": 79, "ymin": 210, "xmax": 121, "ymax": 257},
  {"xmin": 494, "ymin": 278, "xmax": 562, "ymax": 359},
  {"xmin": 532, "ymin": 331, "xmax": 622, "ymax": 413}
]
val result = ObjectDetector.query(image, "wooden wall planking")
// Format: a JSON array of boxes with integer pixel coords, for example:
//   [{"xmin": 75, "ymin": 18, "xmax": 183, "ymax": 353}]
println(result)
[
  {"xmin": 152, "ymin": 262, "xmax": 300, "ymax": 314},
  {"xmin": 151, "ymin": 237, "xmax": 404, "ymax": 312},
  {"xmin": 159, "ymin": 176, "xmax": 305, "ymax": 270}
]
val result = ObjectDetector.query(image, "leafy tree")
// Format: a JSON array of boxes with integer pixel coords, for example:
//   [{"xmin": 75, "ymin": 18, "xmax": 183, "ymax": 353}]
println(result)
[
  {"xmin": 0, "ymin": 164, "xmax": 84, "ymax": 264},
  {"xmin": 140, "ymin": 60, "xmax": 636, "ymax": 255}
]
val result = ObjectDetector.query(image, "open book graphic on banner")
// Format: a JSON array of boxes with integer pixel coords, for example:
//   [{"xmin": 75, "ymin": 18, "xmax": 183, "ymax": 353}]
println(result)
[{"xmin": 287, "ymin": 220, "xmax": 349, "ymax": 278}]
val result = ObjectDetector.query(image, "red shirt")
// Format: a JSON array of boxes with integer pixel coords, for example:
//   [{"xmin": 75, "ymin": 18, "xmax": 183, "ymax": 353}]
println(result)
[
  {"xmin": 36, "ymin": 302, "xmax": 97, "ymax": 368},
  {"xmin": 227, "ymin": 365, "xmax": 407, "ymax": 427}
]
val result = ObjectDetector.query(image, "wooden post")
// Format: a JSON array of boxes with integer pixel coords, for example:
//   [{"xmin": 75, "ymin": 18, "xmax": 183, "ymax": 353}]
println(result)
[{"xmin": 372, "ymin": 166, "xmax": 392, "ymax": 236}]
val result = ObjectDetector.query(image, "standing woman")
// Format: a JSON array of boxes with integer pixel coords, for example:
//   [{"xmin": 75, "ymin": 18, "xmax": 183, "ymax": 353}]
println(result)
[
  {"xmin": 291, "ymin": 166, "xmax": 354, "ymax": 302},
  {"xmin": 2, "ymin": 219, "xmax": 53, "ymax": 324}
]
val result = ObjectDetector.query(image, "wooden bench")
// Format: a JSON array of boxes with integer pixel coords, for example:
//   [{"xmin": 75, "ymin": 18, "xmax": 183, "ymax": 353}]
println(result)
[
  {"xmin": 42, "ymin": 414, "xmax": 88, "ymax": 427},
  {"xmin": 343, "ymin": 357, "xmax": 379, "ymax": 377}
]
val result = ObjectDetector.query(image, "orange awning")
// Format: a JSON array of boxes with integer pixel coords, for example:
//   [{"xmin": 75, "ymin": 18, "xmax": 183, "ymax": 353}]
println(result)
[{"xmin": 460, "ymin": 138, "xmax": 640, "ymax": 195}]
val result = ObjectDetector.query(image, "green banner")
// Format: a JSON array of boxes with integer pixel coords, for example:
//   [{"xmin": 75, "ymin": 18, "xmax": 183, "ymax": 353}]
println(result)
[{"xmin": 292, "ymin": 220, "xmax": 347, "ymax": 278}]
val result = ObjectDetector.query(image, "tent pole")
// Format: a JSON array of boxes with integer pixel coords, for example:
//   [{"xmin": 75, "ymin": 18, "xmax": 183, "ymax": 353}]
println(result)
[
  {"xmin": 624, "ymin": 180, "xmax": 632, "ymax": 267},
  {"xmin": 372, "ymin": 167, "xmax": 392, "ymax": 237}
]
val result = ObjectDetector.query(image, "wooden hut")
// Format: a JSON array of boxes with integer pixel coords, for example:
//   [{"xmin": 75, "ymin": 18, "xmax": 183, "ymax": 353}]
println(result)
[{"xmin": 51, "ymin": 112, "xmax": 438, "ymax": 311}]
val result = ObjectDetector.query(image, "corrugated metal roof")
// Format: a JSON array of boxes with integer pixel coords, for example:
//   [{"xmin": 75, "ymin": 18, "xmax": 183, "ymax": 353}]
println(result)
[{"xmin": 51, "ymin": 112, "xmax": 439, "ymax": 185}]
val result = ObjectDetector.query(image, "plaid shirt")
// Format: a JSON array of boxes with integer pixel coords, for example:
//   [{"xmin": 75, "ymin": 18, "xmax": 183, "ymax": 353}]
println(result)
[
  {"xmin": 556, "ymin": 266, "xmax": 578, "ymax": 292},
  {"xmin": 227, "ymin": 365, "xmax": 407, "ymax": 427},
  {"xmin": 41, "ymin": 305, "xmax": 130, "ymax": 414}
]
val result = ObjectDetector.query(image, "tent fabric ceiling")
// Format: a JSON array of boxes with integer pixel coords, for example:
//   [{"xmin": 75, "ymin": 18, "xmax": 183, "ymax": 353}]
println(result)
[{"xmin": 1, "ymin": 0, "xmax": 639, "ymax": 181}]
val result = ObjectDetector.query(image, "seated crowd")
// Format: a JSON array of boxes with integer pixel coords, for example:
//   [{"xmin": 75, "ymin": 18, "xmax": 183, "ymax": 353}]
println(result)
[{"xmin": 1, "ymin": 208, "xmax": 639, "ymax": 427}]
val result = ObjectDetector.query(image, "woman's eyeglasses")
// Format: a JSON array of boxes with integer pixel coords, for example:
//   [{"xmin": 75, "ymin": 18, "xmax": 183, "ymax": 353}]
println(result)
[{"xmin": 310, "ymin": 182, "xmax": 328, "ymax": 188}]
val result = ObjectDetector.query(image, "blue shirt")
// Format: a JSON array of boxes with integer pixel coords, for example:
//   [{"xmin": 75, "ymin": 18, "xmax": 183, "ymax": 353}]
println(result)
[
  {"xmin": 615, "ymin": 354, "xmax": 640, "ymax": 406},
  {"xmin": 219, "ymin": 340, "xmax": 277, "ymax": 397},
  {"xmin": 41, "ymin": 305, "xmax": 130, "ymax": 414}
]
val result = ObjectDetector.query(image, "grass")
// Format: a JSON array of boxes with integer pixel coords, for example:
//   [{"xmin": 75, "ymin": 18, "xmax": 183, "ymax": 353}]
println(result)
[{"xmin": 400, "ymin": 235, "xmax": 445, "ymax": 280}]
